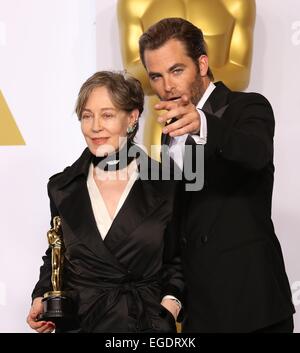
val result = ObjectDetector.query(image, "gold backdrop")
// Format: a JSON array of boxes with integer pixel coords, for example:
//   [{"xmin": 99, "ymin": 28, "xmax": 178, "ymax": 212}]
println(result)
[{"xmin": 117, "ymin": 0, "xmax": 256, "ymax": 160}]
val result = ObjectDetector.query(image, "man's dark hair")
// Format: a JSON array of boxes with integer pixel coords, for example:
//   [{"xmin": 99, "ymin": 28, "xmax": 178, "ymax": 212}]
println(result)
[{"xmin": 139, "ymin": 17, "xmax": 214, "ymax": 81}]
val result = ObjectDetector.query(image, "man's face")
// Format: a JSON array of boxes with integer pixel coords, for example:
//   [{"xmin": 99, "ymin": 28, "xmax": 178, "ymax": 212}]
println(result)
[{"xmin": 143, "ymin": 39, "xmax": 208, "ymax": 105}]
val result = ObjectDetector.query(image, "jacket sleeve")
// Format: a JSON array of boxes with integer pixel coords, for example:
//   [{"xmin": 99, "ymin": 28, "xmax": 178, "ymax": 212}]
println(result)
[
  {"xmin": 204, "ymin": 93, "xmax": 275, "ymax": 171},
  {"xmin": 31, "ymin": 182, "xmax": 58, "ymax": 301}
]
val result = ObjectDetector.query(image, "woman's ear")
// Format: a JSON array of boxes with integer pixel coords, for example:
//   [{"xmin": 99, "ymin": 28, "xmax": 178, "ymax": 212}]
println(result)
[{"xmin": 128, "ymin": 109, "xmax": 139, "ymax": 127}]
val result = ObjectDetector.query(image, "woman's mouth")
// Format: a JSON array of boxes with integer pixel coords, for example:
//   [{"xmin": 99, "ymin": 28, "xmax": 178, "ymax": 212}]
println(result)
[{"xmin": 91, "ymin": 137, "xmax": 109, "ymax": 145}]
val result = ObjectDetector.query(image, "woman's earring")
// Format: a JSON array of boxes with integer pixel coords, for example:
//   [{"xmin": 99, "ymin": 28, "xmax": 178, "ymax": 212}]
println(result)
[{"xmin": 127, "ymin": 125, "xmax": 135, "ymax": 134}]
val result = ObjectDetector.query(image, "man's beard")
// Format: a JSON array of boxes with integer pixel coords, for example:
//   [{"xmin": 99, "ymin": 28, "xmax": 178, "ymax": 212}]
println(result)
[
  {"xmin": 157, "ymin": 71, "xmax": 206, "ymax": 105},
  {"xmin": 190, "ymin": 71, "xmax": 205, "ymax": 106}
]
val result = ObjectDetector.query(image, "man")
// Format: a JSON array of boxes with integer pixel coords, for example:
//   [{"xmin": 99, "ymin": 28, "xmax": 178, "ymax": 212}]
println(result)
[
  {"xmin": 117, "ymin": 0, "xmax": 256, "ymax": 155},
  {"xmin": 139, "ymin": 18, "xmax": 295, "ymax": 332}
]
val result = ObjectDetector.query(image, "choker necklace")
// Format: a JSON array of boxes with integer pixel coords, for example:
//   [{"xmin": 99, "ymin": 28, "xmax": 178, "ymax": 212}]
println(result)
[{"xmin": 92, "ymin": 141, "xmax": 135, "ymax": 171}]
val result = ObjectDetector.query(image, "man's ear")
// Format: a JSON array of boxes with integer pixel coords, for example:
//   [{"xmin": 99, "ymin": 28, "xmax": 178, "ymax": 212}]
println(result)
[{"xmin": 198, "ymin": 55, "xmax": 209, "ymax": 77}]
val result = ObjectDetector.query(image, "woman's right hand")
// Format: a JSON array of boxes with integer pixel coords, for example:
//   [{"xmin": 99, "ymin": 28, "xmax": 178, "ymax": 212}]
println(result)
[{"xmin": 26, "ymin": 297, "xmax": 56, "ymax": 333}]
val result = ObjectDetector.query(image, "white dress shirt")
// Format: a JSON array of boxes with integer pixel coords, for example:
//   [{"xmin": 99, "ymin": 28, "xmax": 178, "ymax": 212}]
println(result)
[{"xmin": 87, "ymin": 160, "xmax": 138, "ymax": 239}]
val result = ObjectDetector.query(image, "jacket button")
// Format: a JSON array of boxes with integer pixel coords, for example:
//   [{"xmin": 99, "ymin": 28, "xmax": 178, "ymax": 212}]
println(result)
[{"xmin": 201, "ymin": 235, "xmax": 208, "ymax": 244}]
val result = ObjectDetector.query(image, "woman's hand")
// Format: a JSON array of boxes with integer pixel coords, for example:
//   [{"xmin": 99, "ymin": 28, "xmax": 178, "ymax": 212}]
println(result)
[
  {"xmin": 160, "ymin": 298, "xmax": 181, "ymax": 321},
  {"xmin": 26, "ymin": 297, "xmax": 56, "ymax": 333}
]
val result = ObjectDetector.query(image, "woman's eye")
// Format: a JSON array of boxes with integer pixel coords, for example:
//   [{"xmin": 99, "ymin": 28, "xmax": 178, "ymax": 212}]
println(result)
[
  {"xmin": 103, "ymin": 114, "xmax": 113, "ymax": 119},
  {"xmin": 82, "ymin": 115, "xmax": 92, "ymax": 120}
]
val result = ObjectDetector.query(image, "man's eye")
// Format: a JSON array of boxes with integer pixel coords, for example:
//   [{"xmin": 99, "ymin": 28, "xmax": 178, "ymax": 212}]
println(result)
[
  {"xmin": 150, "ymin": 75, "xmax": 160, "ymax": 81},
  {"xmin": 82, "ymin": 115, "xmax": 92, "ymax": 120},
  {"xmin": 173, "ymin": 68, "xmax": 183, "ymax": 74}
]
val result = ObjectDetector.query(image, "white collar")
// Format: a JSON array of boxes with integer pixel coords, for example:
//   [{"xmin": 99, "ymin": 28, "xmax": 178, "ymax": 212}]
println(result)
[{"xmin": 196, "ymin": 81, "xmax": 216, "ymax": 110}]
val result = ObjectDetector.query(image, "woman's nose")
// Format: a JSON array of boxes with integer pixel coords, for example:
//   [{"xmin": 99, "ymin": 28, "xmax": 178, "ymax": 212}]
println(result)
[{"xmin": 91, "ymin": 116, "xmax": 102, "ymax": 132}]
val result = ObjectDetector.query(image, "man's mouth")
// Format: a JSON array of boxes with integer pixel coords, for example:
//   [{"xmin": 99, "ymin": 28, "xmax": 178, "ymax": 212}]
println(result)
[{"xmin": 166, "ymin": 96, "xmax": 181, "ymax": 102}]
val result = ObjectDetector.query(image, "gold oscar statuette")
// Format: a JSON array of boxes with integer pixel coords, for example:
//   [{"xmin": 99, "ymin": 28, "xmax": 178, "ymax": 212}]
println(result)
[{"xmin": 38, "ymin": 216, "xmax": 78, "ymax": 330}]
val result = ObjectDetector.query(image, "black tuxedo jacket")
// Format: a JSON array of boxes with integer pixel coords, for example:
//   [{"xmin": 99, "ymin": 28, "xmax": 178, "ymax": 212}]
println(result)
[
  {"xmin": 180, "ymin": 82, "xmax": 295, "ymax": 332},
  {"xmin": 32, "ymin": 147, "xmax": 183, "ymax": 333}
]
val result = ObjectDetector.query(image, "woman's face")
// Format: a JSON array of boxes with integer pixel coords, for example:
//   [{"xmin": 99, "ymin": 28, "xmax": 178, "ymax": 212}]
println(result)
[{"xmin": 80, "ymin": 86, "xmax": 137, "ymax": 156}]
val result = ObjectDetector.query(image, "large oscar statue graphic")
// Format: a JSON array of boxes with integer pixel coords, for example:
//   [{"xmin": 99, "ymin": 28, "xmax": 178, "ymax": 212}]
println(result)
[
  {"xmin": 38, "ymin": 216, "xmax": 78, "ymax": 330},
  {"xmin": 117, "ymin": 0, "xmax": 256, "ymax": 160}
]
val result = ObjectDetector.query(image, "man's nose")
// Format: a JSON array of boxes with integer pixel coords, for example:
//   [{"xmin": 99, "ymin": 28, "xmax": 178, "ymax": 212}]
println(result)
[{"xmin": 163, "ymin": 76, "xmax": 174, "ymax": 93}]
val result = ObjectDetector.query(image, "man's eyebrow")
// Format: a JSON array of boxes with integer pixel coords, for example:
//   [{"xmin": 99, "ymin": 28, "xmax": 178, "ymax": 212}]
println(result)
[
  {"xmin": 148, "ymin": 71, "xmax": 161, "ymax": 77},
  {"xmin": 168, "ymin": 63, "xmax": 185, "ymax": 72},
  {"xmin": 148, "ymin": 63, "xmax": 186, "ymax": 76}
]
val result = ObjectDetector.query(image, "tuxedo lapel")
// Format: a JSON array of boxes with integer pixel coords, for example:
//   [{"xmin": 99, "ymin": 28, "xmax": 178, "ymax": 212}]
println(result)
[
  {"xmin": 202, "ymin": 99, "xmax": 213, "ymax": 115},
  {"xmin": 203, "ymin": 81, "xmax": 230, "ymax": 118}
]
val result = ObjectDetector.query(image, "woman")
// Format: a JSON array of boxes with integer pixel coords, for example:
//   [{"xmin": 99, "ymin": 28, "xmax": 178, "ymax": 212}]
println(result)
[{"xmin": 26, "ymin": 71, "xmax": 183, "ymax": 333}]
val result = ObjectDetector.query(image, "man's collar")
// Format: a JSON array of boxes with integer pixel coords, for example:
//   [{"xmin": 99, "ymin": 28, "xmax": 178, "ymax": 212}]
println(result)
[{"xmin": 196, "ymin": 81, "xmax": 216, "ymax": 110}]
